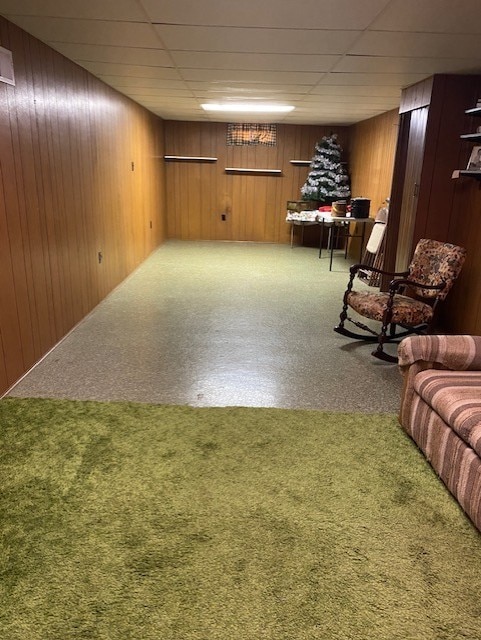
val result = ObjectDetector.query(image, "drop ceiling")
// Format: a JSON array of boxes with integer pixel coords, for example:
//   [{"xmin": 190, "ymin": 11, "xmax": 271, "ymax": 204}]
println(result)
[{"xmin": 1, "ymin": 0, "xmax": 481, "ymax": 125}]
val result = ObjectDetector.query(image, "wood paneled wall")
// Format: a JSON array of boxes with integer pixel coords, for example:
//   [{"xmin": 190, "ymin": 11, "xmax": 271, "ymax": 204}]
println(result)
[
  {"xmin": 0, "ymin": 17, "xmax": 166, "ymax": 395},
  {"xmin": 164, "ymin": 121, "xmax": 350, "ymax": 244},
  {"xmin": 348, "ymin": 109, "xmax": 399, "ymax": 216}
]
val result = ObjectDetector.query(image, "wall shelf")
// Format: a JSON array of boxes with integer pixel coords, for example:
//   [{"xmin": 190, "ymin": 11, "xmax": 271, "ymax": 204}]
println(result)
[
  {"xmin": 224, "ymin": 167, "xmax": 282, "ymax": 175},
  {"xmin": 163, "ymin": 155, "xmax": 218, "ymax": 162},
  {"xmin": 465, "ymin": 107, "xmax": 481, "ymax": 116},
  {"xmin": 459, "ymin": 170, "xmax": 481, "ymax": 180},
  {"xmin": 460, "ymin": 133, "xmax": 481, "ymax": 141},
  {"xmin": 289, "ymin": 160, "xmax": 311, "ymax": 166}
]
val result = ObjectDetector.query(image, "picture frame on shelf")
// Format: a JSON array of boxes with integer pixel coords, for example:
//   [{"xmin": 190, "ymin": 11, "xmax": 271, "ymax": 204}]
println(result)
[{"xmin": 467, "ymin": 146, "xmax": 481, "ymax": 171}]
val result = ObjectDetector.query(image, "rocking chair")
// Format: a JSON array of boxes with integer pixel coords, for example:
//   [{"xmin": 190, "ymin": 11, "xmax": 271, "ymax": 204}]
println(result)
[{"xmin": 334, "ymin": 238, "xmax": 467, "ymax": 362}]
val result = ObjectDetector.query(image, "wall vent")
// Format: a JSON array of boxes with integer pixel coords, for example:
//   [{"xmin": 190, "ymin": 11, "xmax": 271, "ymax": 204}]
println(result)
[{"xmin": 0, "ymin": 46, "xmax": 15, "ymax": 86}]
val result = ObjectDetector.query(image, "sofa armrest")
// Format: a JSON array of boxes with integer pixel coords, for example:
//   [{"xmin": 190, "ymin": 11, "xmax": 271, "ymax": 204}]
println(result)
[
  {"xmin": 398, "ymin": 335, "xmax": 481, "ymax": 372},
  {"xmin": 398, "ymin": 335, "xmax": 481, "ymax": 427}
]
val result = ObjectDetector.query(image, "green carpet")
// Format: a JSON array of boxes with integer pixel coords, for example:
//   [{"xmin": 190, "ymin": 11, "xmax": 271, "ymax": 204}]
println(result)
[{"xmin": 1, "ymin": 398, "xmax": 481, "ymax": 640}]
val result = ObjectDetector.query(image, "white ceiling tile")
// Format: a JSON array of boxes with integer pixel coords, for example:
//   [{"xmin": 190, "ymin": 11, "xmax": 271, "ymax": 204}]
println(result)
[
  {"xmin": 315, "ymin": 103, "xmax": 350, "ymax": 114},
  {"xmin": 0, "ymin": 0, "xmax": 146, "ymax": 21},
  {"xmin": 194, "ymin": 91, "xmax": 308, "ymax": 103},
  {"xmin": 142, "ymin": 0, "xmax": 390, "ymax": 29},
  {"xmin": 302, "ymin": 94, "xmax": 399, "ymax": 107},
  {"xmin": 295, "ymin": 104, "xmax": 382, "ymax": 113},
  {"xmin": 136, "ymin": 99, "xmax": 199, "ymax": 108},
  {"xmin": 153, "ymin": 108, "xmax": 206, "ymax": 117},
  {"xmin": 291, "ymin": 116, "xmax": 359, "ymax": 124},
  {"xmin": 333, "ymin": 55, "xmax": 481, "ymax": 75},
  {"xmin": 319, "ymin": 72, "xmax": 428, "ymax": 86},
  {"xmin": 180, "ymin": 69, "xmax": 324, "ymax": 84},
  {"xmin": 3, "ymin": 0, "xmax": 481, "ymax": 126},
  {"xmin": 297, "ymin": 115, "xmax": 358, "ymax": 123},
  {"xmin": 50, "ymin": 43, "xmax": 172, "ymax": 67},
  {"xmin": 167, "ymin": 118, "xmax": 211, "ymax": 122},
  {"xmin": 118, "ymin": 85, "xmax": 193, "ymax": 101},
  {"xmin": 121, "ymin": 85, "xmax": 193, "ymax": 95},
  {"xmin": 187, "ymin": 82, "xmax": 312, "ymax": 95},
  {"xmin": 154, "ymin": 25, "xmax": 361, "ymax": 55},
  {"xmin": 202, "ymin": 113, "xmax": 290, "ymax": 123},
  {"xmin": 310, "ymin": 84, "xmax": 402, "ymax": 96},
  {"xmin": 352, "ymin": 31, "xmax": 481, "ymax": 60},
  {"xmin": 79, "ymin": 61, "xmax": 176, "ymax": 78},
  {"xmin": 5, "ymin": 16, "xmax": 162, "ymax": 48},
  {"xmin": 370, "ymin": 0, "xmax": 481, "ymax": 34},
  {"xmin": 170, "ymin": 51, "xmax": 340, "ymax": 73},
  {"xmin": 98, "ymin": 75, "xmax": 185, "ymax": 88}
]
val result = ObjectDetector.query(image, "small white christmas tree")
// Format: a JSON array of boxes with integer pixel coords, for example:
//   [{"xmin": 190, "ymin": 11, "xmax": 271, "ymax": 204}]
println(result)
[{"xmin": 301, "ymin": 134, "xmax": 351, "ymax": 204}]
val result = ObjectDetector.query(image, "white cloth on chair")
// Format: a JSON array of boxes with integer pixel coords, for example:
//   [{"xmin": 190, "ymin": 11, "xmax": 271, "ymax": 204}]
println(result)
[{"xmin": 365, "ymin": 222, "xmax": 385, "ymax": 254}]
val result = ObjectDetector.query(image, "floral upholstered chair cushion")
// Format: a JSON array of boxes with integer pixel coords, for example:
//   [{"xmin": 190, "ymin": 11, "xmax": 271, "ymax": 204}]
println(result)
[
  {"xmin": 345, "ymin": 239, "xmax": 466, "ymax": 325},
  {"xmin": 347, "ymin": 291, "xmax": 434, "ymax": 324},
  {"xmin": 407, "ymin": 239, "xmax": 466, "ymax": 300},
  {"xmin": 334, "ymin": 237, "xmax": 467, "ymax": 362}
]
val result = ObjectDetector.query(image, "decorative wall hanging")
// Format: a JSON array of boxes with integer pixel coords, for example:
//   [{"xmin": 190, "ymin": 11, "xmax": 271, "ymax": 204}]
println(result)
[{"xmin": 227, "ymin": 123, "xmax": 277, "ymax": 146}]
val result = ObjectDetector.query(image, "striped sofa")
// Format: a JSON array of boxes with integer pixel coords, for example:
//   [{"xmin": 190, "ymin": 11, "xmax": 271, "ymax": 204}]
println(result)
[{"xmin": 398, "ymin": 335, "xmax": 481, "ymax": 532}]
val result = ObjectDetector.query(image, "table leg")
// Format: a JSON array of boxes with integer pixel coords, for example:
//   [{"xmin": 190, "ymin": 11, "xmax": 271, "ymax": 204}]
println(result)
[
  {"xmin": 360, "ymin": 222, "xmax": 367, "ymax": 262},
  {"xmin": 319, "ymin": 219, "xmax": 324, "ymax": 258},
  {"xmin": 330, "ymin": 222, "xmax": 337, "ymax": 271}
]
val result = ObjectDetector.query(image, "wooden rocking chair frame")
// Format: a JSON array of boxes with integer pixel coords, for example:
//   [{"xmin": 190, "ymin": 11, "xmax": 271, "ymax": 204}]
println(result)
[{"xmin": 334, "ymin": 263, "xmax": 446, "ymax": 363}]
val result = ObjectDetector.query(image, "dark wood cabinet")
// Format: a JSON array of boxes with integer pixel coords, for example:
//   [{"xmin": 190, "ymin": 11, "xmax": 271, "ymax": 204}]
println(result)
[
  {"xmin": 459, "ymin": 105, "xmax": 481, "ymax": 179},
  {"xmin": 384, "ymin": 74, "xmax": 481, "ymax": 334}
]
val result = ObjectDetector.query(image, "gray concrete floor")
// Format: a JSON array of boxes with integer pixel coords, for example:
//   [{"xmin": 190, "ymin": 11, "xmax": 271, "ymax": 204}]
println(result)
[{"xmin": 8, "ymin": 241, "xmax": 402, "ymax": 412}]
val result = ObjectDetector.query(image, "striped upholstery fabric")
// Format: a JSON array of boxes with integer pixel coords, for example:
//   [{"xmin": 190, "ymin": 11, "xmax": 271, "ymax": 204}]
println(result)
[
  {"xmin": 413, "ymin": 370, "xmax": 481, "ymax": 456},
  {"xmin": 398, "ymin": 335, "xmax": 481, "ymax": 532},
  {"xmin": 398, "ymin": 335, "xmax": 481, "ymax": 425},
  {"xmin": 403, "ymin": 394, "xmax": 481, "ymax": 531},
  {"xmin": 399, "ymin": 335, "xmax": 481, "ymax": 371}
]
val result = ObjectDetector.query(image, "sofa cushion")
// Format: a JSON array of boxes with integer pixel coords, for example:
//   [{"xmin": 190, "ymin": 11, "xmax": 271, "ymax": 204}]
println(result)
[{"xmin": 414, "ymin": 369, "xmax": 481, "ymax": 457}]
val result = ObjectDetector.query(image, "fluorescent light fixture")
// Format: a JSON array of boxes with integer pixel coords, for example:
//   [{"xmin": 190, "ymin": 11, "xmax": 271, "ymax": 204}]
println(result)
[{"xmin": 201, "ymin": 103, "xmax": 295, "ymax": 113}]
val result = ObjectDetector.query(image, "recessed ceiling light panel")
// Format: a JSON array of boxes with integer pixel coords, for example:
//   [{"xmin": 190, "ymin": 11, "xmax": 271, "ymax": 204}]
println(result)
[{"xmin": 201, "ymin": 103, "xmax": 295, "ymax": 113}]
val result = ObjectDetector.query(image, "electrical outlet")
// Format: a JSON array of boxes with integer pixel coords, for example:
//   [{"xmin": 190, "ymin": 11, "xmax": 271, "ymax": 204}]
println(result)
[
  {"xmin": 149, "ymin": 220, "xmax": 152, "ymax": 229},
  {"xmin": 221, "ymin": 213, "xmax": 227, "ymax": 221},
  {"xmin": 98, "ymin": 251, "xmax": 103, "ymax": 264},
  {"xmin": 131, "ymin": 161, "xmax": 135, "ymax": 171}
]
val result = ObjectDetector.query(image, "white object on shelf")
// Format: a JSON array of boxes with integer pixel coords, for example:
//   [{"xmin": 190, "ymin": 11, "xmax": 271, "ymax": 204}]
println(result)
[
  {"xmin": 163, "ymin": 155, "xmax": 218, "ymax": 162},
  {"xmin": 225, "ymin": 167, "xmax": 281, "ymax": 174}
]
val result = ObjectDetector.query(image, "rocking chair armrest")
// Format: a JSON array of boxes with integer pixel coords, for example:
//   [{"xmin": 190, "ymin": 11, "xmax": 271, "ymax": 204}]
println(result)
[
  {"xmin": 349, "ymin": 263, "xmax": 409, "ymax": 278},
  {"xmin": 388, "ymin": 278, "xmax": 446, "ymax": 294}
]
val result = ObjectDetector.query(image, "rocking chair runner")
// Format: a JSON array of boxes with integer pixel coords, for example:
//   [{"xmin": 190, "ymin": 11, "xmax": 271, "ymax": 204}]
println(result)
[{"xmin": 334, "ymin": 238, "xmax": 467, "ymax": 362}]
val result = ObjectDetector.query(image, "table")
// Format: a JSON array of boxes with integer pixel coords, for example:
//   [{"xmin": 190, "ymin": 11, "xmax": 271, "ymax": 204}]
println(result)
[
  {"xmin": 318, "ymin": 215, "xmax": 374, "ymax": 271},
  {"xmin": 286, "ymin": 214, "xmax": 318, "ymax": 248}
]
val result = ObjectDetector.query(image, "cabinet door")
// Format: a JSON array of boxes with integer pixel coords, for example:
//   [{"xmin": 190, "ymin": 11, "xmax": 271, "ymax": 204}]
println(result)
[{"xmin": 395, "ymin": 106, "xmax": 429, "ymax": 271}]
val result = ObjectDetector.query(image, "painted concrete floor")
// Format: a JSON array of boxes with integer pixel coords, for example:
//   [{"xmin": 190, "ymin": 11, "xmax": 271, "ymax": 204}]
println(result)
[{"xmin": 8, "ymin": 241, "xmax": 402, "ymax": 412}]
